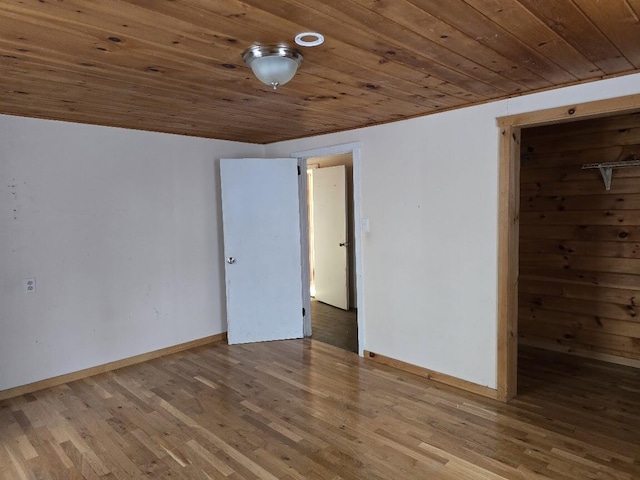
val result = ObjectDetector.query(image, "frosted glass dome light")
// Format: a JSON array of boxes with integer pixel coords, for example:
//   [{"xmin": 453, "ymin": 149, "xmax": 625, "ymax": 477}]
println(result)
[{"xmin": 242, "ymin": 45, "xmax": 303, "ymax": 90}]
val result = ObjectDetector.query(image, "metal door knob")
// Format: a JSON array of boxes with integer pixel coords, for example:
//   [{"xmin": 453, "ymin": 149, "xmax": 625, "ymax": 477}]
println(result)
[
  {"xmin": 227, "ymin": 257, "xmax": 236, "ymax": 264},
  {"xmin": 339, "ymin": 242, "xmax": 349, "ymax": 247}
]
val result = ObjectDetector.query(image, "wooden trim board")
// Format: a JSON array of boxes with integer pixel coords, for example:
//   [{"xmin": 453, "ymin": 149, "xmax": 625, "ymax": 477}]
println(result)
[
  {"xmin": 497, "ymin": 93, "xmax": 640, "ymax": 129},
  {"xmin": 364, "ymin": 350, "xmax": 498, "ymax": 400},
  {"xmin": 0, "ymin": 333, "xmax": 227, "ymax": 401},
  {"xmin": 496, "ymin": 125, "xmax": 521, "ymax": 402},
  {"xmin": 496, "ymin": 93, "xmax": 640, "ymax": 403}
]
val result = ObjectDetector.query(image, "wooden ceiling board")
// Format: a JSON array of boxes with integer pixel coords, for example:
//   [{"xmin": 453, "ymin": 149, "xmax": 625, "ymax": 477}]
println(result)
[
  {"xmin": 2, "ymin": 1, "xmax": 640, "ymax": 143},
  {"xmin": 1, "ymin": 56, "xmax": 367, "ymax": 133},
  {"xmin": 572, "ymin": 0, "xmax": 640, "ymax": 68},
  {"xmin": 403, "ymin": 0, "xmax": 573, "ymax": 85},
  {"xmin": 440, "ymin": 0, "xmax": 604, "ymax": 80},
  {"xmin": 189, "ymin": 0, "xmax": 490, "ymax": 109},
  {"xmin": 629, "ymin": 0, "xmax": 640, "ymax": 18},
  {"xmin": 4, "ymin": 1, "xmax": 449, "ymax": 116},
  {"xmin": 516, "ymin": 0, "xmax": 634, "ymax": 74},
  {"xmin": 0, "ymin": 12, "xmax": 387, "ymax": 134},
  {"xmin": 341, "ymin": 1, "xmax": 522, "ymax": 96},
  {"xmin": 248, "ymin": 0, "xmax": 503, "ymax": 98}
]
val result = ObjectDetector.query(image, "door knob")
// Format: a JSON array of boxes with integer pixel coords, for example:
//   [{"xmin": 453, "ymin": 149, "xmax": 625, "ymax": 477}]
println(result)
[
  {"xmin": 227, "ymin": 257, "xmax": 236, "ymax": 264},
  {"xmin": 339, "ymin": 242, "xmax": 349, "ymax": 247}
]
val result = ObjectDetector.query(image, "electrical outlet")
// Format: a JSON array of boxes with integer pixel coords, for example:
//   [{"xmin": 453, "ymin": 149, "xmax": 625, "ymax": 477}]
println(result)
[{"xmin": 23, "ymin": 277, "xmax": 36, "ymax": 294}]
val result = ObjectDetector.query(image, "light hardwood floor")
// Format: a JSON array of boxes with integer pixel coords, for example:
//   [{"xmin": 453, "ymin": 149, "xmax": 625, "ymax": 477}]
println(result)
[
  {"xmin": 310, "ymin": 299, "xmax": 358, "ymax": 353},
  {"xmin": 1, "ymin": 340, "xmax": 639, "ymax": 479}
]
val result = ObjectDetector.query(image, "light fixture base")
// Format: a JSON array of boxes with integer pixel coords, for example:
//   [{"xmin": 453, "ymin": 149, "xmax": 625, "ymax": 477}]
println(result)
[
  {"xmin": 242, "ymin": 44, "xmax": 303, "ymax": 90},
  {"xmin": 295, "ymin": 32, "xmax": 324, "ymax": 47}
]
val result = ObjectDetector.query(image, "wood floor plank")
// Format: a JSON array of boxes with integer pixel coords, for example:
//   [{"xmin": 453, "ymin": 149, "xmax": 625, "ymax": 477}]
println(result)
[
  {"xmin": 310, "ymin": 299, "xmax": 358, "ymax": 353},
  {"xmin": 1, "ymin": 341, "xmax": 639, "ymax": 479}
]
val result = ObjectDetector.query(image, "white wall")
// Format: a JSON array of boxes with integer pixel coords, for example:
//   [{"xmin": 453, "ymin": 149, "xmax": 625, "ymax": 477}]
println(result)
[
  {"xmin": 4, "ymin": 74, "xmax": 640, "ymax": 393},
  {"xmin": 0, "ymin": 116, "xmax": 263, "ymax": 391},
  {"xmin": 266, "ymin": 73, "xmax": 640, "ymax": 389}
]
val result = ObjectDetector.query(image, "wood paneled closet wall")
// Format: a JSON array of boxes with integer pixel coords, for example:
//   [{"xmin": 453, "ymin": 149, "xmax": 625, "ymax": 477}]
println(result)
[{"xmin": 519, "ymin": 111, "xmax": 640, "ymax": 366}]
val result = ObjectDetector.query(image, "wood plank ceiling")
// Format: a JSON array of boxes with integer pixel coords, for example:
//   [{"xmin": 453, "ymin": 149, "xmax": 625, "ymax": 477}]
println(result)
[{"xmin": 1, "ymin": 1, "xmax": 640, "ymax": 144}]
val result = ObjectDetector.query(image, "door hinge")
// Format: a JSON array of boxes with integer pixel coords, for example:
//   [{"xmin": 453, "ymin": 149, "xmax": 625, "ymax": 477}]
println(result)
[
  {"xmin": 297, "ymin": 165, "xmax": 301, "ymax": 175},
  {"xmin": 302, "ymin": 307, "xmax": 306, "ymax": 317}
]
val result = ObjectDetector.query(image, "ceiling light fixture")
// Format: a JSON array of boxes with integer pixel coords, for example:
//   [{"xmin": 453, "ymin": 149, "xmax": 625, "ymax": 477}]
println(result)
[{"xmin": 242, "ymin": 44, "xmax": 303, "ymax": 90}]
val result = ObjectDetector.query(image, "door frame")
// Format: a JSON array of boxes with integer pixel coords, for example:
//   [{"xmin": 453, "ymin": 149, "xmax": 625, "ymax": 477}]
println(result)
[
  {"xmin": 496, "ymin": 93, "xmax": 640, "ymax": 402},
  {"xmin": 292, "ymin": 142, "xmax": 365, "ymax": 356}
]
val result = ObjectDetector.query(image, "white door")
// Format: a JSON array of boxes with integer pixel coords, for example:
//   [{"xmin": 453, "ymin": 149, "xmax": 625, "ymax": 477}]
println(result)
[
  {"xmin": 312, "ymin": 165, "xmax": 349, "ymax": 310},
  {"xmin": 220, "ymin": 158, "xmax": 304, "ymax": 344}
]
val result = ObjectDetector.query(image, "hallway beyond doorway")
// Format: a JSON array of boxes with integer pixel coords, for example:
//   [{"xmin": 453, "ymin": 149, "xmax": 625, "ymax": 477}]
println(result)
[{"xmin": 310, "ymin": 299, "xmax": 357, "ymax": 353}]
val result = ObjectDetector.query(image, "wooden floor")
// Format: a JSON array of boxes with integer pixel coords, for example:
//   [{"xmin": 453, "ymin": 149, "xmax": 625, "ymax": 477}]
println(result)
[
  {"xmin": 310, "ymin": 299, "xmax": 358, "ymax": 353},
  {"xmin": 1, "ymin": 341, "xmax": 639, "ymax": 479}
]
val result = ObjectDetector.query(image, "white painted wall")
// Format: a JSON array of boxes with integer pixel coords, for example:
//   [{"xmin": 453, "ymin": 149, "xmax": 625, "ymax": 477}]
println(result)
[
  {"xmin": 0, "ymin": 115, "xmax": 263, "ymax": 390},
  {"xmin": 4, "ymin": 74, "xmax": 640, "ymax": 393},
  {"xmin": 266, "ymin": 73, "xmax": 640, "ymax": 389}
]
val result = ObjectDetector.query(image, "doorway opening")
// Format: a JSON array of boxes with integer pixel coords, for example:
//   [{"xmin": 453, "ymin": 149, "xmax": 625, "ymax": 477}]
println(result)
[
  {"xmin": 497, "ymin": 94, "xmax": 640, "ymax": 402},
  {"xmin": 293, "ymin": 142, "xmax": 364, "ymax": 356},
  {"xmin": 516, "ymin": 111, "xmax": 640, "ymax": 406},
  {"xmin": 306, "ymin": 154, "xmax": 358, "ymax": 353}
]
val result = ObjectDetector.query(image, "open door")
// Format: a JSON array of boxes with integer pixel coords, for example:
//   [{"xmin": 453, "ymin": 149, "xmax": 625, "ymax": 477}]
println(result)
[
  {"xmin": 220, "ymin": 158, "xmax": 304, "ymax": 345},
  {"xmin": 312, "ymin": 165, "xmax": 349, "ymax": 310}
]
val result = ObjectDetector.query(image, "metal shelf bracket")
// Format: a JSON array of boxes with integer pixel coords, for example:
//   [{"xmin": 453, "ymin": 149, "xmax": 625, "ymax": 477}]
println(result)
[{"xmin": 581, "ymin": 157, "xmax": 640, "ymax": 190}]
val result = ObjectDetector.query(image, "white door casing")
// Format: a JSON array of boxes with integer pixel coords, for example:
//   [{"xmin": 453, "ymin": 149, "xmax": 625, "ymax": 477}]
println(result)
[
  {"xmin": 293, "ymin": 142, "xmax": 364, "ymax": 355},
  {"xmin": 220, "ymin": 158, "xmax": 304, "ymax": 344}
]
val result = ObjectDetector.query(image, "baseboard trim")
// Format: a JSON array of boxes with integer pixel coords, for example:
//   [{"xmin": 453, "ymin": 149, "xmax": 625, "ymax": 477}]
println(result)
[
  {"xmin": 0, "ymin": 332, "xmax": 228, "ymax": 401},
  {"xmin": 364, "ymin": 350, "xmax": 498, "ymax": 400}
]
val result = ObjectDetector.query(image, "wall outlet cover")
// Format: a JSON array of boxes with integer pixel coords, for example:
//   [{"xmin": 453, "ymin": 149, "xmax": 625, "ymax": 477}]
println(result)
[{"xmin": 23, "ymin": 277, "xmax": 36, "ymax": 294}]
